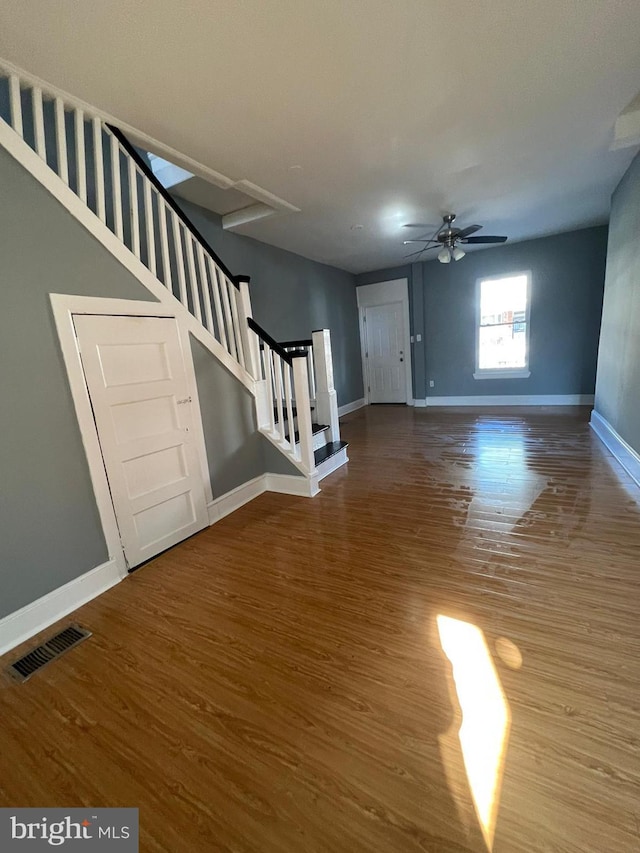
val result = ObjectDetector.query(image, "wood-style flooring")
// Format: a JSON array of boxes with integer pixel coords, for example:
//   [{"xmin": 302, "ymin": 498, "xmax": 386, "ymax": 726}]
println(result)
[{"xmin": 2, "ymin": 405, "xmax": 640, "ymax": 852}]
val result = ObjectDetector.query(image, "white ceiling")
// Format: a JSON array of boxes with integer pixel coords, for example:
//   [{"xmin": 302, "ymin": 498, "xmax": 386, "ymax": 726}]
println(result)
[{"xmin": 1, "ymin": 0, "xmax": 640, "ymax": 273}]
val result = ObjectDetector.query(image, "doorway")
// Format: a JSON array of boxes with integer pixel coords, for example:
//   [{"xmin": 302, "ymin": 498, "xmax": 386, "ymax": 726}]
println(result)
[
  {"xmin": 363, "ymin": 302, "xmax": 407, "ymax": 403},
  {"xmin": 73, "ymin": 313, "xmax": 209, "ymax": 569},
  {"xmin": 357, "ymin": 279, "xmax": 413, "ymax": 405}
]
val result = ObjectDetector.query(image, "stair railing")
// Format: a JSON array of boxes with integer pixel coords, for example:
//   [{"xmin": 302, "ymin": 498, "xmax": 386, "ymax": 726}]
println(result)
[
  {"xmin": 0, "ymin": 63, "xmax": 340, "ymax": 476},
  {"xmin": 279, "ymin": 331, "xmax": 340, "ymax": 445},
  {"xmin": 248, "ymin": 319, "xmax": 315, "ymax": 473},
  {"xmin": 0, "ymin": 68, "xmax": 257, "ymax": 379}
]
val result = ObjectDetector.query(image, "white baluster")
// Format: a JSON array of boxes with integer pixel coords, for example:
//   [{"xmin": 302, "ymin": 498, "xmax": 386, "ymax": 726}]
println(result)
[
  {"xmin": 128, "ymin": 157, "xmax": 140, "ymax": 258},
  {"xmin": 9, "ymin": 75, "xmax": 23, "ymax": 136},
  {"xmin": 237, "ymin": 278, "xmax": 260, "ymax": 379},
  {"xmin": 74, "ymin": 108, "xmax": 87, "ymax": 203},
  {"xmin": 92, "ymin": 118, "xmax": 106, "ymax": 222},
  {"xmin": 53, "ymin": 98, "xmax": 68, "ymax": 184},
  {"xmin": 144, "ymin": 180, "xmax": 156, "ymax": 275},
  {"xmin": 263, "ymin": 343, "xmax": 275, "ymax": 433},
  {"xmin": 172, "ymin": 215, "xmax": 188, "ymax": 306},
  {"xmin": 292, "ymin": 355, "xmax": 316, "ymax": 472},
  {"xmin": 228, "ymin": 281, "xmax": 246, "ymax": 369},
  {"xmin": 196, "ymin": 244, "xmax": 215, "ymax": 336},
  {"xmin": 207, "ymin": 260, "xmax": 228, "ymax": 350},
  {"xmin": 283, "ymin": 361, "xmax": 296, "ymax": 456},
  {"xmin": 158, "ymin": 199, "xmax": 172, "ymax": 290},
  {"xmin": 220, "ymin": 274, "xmax": 237, "ymax": 360},
  {"xmin": 110, "ymin": 134, "xmax": 123, "ymax": 240},
  {"xmin": 32, "ymin": 86, "xmax": 46, "ymax": 160},
  {"xmin": 307, "ymin": 346, "xmax": 316, "ymax": 401},
  {"xmin": 185, "ymin": 235, "xmax": 202, "ymax": 323},
  {"xmin": 273, "ymin": 353, "xmax": 286, "ymax": 443},
  {"xmin": 312, "ymin": 329, "xmax": 340, "ymax": 443}
]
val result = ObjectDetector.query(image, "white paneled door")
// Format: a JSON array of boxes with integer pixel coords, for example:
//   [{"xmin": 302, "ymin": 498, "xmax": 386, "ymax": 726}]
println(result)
[
  {"xmin": 364, "ymin": 302, "xmax": 407, "ymax": 403},
  {"xmin": 73, "ymin": 315, "xmax": 208, "ymax": 568}
]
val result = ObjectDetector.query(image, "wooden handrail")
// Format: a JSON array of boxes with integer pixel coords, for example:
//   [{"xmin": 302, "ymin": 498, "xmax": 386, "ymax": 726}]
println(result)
[
  {"xmin": 248, "ymin": 318, "xmax": 293, "ymax": 364},
  {"xmin": 107, "ymin": 124, "xmax": 248, "ymax": 289}
]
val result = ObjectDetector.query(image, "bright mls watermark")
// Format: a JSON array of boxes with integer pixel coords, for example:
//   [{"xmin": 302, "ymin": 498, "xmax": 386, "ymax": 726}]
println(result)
[{"xmin": 0, "ymin": 809, "xmax": 138, "ymax": 850}]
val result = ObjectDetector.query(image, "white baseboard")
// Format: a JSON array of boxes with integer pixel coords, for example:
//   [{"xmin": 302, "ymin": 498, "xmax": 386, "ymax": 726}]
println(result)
[
  {"xmin": 207, "ymin": 472, "xmax": 319, "ymax": 524},
  {"xmin": 338, "ymin": 398, "xmax": 366, "ymax": 417},
  {"xmin": 0, "ymin": 558, "xmax": 123, "ymax": 658},
  {"xmin": 417, "ymin": 394, "xmax": 595, "ymax": 407},
  {"xmin": 266, "ymin": 472, "xmax": 320, "ymax": 497},
  {"xmin": 207, "ymin": 475, "xmax": 267, "ymax": 524},
  {"xmin": 590, "ymin": 410, "xmax": 640, "ymax": 488},
  {"xmin": 413, "ymin": 398, "xmax": 427, "ymax": 407}
]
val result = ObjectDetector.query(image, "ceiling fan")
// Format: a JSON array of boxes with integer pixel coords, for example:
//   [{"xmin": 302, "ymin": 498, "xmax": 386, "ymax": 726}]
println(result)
[{"xmin": 403, "ymin": 214, "xmax": 507, "ymax": 263}]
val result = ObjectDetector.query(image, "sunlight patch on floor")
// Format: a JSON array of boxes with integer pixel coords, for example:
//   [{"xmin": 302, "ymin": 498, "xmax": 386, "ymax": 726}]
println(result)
[{"xmin": 437, "ymin": 615, "xmax": 511, "ymax": 851}]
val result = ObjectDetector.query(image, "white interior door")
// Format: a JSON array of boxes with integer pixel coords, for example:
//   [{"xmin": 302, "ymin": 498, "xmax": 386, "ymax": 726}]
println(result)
[
  {"xmin": 365, "ymin": 302, "xmax": 407, "ymax": 403},
  {"xmin": 74, "ymin": 314, "xmax": 209, "ymax": 568}
]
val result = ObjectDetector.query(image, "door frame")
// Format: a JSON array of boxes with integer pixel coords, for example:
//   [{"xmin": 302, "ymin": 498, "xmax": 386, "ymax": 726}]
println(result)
[
  {"xmin": 356, "ymin": 279, "xmax": 413, "ymax": 405},
  {"xmin": 50, "ymin": 293, "xmax": 212, "ymax": 576}
]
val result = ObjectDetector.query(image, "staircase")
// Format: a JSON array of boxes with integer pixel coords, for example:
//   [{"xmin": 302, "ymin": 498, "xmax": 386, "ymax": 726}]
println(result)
[{"xmin": 0, "ymin": 60, "xmax": 348, "ymax": 492}]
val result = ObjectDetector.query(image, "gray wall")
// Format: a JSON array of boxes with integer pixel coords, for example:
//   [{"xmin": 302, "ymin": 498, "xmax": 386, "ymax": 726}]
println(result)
[
  {"xmin": 170, "ymin": 198, "xmax": 364, "ymax": 406},
  {"xmin": 356, "ymin": 227, "xmax": 607, "ymax": 400},
  {"xmin": 0, "ymin": 144, "xmax": 297, "ymax": 620},
  {"xmin": 0, "ymin": 144, "xmax": 155, "ymax": 619},
  {"xmin": 191, "ymin": 336, "xmax": 300, "ymax": 495},
  {"xmin": 594, "ymin": 151, "xmax": 640, "ymax": 453}
]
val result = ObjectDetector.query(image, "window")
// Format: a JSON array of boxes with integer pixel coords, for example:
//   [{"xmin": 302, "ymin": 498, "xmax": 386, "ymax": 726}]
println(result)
[{"xmin": 474, "ymin": 273, "xmax": 531, "ymax": 379}]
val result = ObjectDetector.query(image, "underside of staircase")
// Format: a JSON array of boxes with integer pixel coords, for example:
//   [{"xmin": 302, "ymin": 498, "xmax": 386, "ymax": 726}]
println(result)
[{"xmin": 0, "ymin": 59, "xmax": 349, "ymax": 496}]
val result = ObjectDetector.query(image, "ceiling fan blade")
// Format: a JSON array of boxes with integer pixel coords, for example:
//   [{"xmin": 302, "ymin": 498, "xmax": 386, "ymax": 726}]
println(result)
[
  {"xmin": 403, "ymin": 239, "xmax": 440, "ymax": 245},
  {"xmin": 403, "ymin": 223, "xmax": 438, "ymax": 229},
  {"xmin": 461, "ymin": 235, "xmax": 508, "ymax": 244},
  {"xmin": 457, "ymin": 224, "xmax": 482, "ymax": 239}
]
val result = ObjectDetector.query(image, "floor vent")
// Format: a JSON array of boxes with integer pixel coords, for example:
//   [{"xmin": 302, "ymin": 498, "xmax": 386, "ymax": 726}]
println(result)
[{"xmin": 6, "ymin": 624, "xmax": 92, "ymax": 683}]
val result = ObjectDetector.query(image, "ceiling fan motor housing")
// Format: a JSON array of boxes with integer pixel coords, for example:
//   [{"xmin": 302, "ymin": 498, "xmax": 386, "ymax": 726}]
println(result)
[{"xmin": 436, "ymin": 213, "xmax": 456, "ymax": 246}]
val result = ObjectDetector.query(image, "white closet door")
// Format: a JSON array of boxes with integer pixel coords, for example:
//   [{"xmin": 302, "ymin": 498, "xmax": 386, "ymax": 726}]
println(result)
[{"xmin": 74, "ymin": 314, "xmax": 208, "ymax": 568}]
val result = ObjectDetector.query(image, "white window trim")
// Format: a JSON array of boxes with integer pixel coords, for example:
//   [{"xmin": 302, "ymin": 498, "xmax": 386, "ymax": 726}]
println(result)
[{"xmin": 474, "ymin": 271, "xmax": 531, "ymax": 380}]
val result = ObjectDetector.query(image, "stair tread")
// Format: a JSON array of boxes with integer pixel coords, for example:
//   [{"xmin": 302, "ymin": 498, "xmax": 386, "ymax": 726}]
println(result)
[
  {"xmin": 284, "ymin": 423, "xmax": 329, "ymax": 443},
  {"xmin": 314, "ymin": 441, "xmax": 349, "ymax": 466}
]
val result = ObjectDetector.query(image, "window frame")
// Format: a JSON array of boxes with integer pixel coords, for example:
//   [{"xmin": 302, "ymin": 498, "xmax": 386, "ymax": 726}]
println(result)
[{"xmin": 473, "ymin": 271, "xmax": 531, "ymax": 380}]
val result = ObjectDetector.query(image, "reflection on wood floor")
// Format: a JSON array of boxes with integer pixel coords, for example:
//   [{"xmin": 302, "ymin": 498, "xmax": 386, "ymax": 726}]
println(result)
[{"xmin": 2, "ymin": 405, "xmax": 640, "ymax": 852}]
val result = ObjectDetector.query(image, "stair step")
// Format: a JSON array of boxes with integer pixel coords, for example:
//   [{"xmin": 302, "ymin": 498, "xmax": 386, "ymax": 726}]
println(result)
[
  {"xmin": 314, "ymin": 441, "xmax": 349, "ymax": 467},
  {"xmin": 284, "ymin": 423, "xmax": 329, "ymax": 443}
]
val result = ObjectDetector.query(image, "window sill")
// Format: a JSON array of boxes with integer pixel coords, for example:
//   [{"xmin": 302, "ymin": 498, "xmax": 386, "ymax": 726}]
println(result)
[{"xmin": 473, "ymin": 369, "xmax": 531, "ymax": 380}]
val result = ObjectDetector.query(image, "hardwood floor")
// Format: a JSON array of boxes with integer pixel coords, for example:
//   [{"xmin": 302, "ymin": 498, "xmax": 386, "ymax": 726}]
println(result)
[{"xmin": 2, "ymin": 405, "xmax": 640, "ymax": 852}]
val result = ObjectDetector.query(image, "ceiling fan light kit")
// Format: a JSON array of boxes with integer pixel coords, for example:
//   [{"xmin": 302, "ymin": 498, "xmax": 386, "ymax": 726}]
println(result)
[{"xmin": 403, "ymin": 214, "xmax": 508, "ymax": 262}]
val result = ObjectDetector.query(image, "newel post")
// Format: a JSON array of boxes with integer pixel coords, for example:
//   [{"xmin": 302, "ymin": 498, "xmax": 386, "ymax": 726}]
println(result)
[
  {"xmin": 291, "ymin": 354, "xmax": 316, "ymax": 473},
  {"xmin": 236, "ymin": 275, "xmax": 260, "ymax": 379},
  {"xmin": 312, "ymin": 329, "xmax": 340, "ymax": 443}
]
